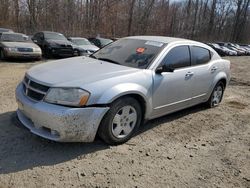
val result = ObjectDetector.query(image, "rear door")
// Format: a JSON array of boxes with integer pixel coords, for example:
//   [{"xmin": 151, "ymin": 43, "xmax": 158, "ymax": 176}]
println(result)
[{"xmin": 189, "ymin": 46, "xmax": 215, "ymax": 104}]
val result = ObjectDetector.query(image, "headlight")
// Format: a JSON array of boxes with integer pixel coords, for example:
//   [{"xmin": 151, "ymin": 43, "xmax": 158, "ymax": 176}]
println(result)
[
  {"xmin": 33, "ymin": 48, "xmax": 41, "ymax": 52},
  {"xmin": 44, "ymin": 88, "xmax": 90, "ymax": 107},
  {"xmin": 48, "ymin": 42, "xmax": 59, "ymax": 48},
  {"xmin": 5, "ymin": 47, "xmax": 18, "ymax": 52}
]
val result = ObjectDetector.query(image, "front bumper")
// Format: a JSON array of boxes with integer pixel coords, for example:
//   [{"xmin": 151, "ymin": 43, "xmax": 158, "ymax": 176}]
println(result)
[
  {"xmin": 49, "ymin": 47, "xmax": 74, "ymax": 57},
  {"xmin": 5, "ymin": 50, "xmax": 41, "ymax": 59},
  {"xmin": 15, "ymin": 83, "xmax": 109, "ymax": 142}
]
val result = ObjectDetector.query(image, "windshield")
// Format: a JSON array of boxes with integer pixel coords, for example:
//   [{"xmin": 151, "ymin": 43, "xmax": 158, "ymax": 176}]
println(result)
[
  {"xmin": 0, "ymin": 33, "xmax": 29, "ymax": 42},
  {"xmin": 45, "ymin": 33, "xmax": 67, "ymax": 40},
  {"xmin": 91, "ymin": 38, "xmax": 166, "ymax": 69},
  {"xmin": 99, "ymin": 38, "xmax": 113, "ymax": 46},
  {"xmin": 72, "ymin": 38, "xmax": 91, "ymax": 45},
  {"xmin": 213, "ymin": 44, "xmax": 221, "ymax": 48},
  {"xmin": 0, "ymin": 29, "xmax": 13, "ymax": 33}
]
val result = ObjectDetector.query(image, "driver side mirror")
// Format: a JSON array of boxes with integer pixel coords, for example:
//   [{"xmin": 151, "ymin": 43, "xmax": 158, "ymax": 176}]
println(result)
[{"xmin": 156, "ymin": 64, "xmax": 175, "ymax": 74}]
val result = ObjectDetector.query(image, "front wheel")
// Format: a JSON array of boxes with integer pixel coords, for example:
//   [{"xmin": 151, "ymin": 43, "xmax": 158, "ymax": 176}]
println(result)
[
  {"xmin": 0, "ymin": 49, "xmax": 6, "ymax": 60},
  {"xmin": 98, "ymin": 97, "xmax": 142, "ymax": 145},
  {"xmin": 44, "ymin": 47, "xmax": 52, "ymax": 58},
  {"xmin": 207, "ymin": 81, "xmax": 225, "ymax": 108}
]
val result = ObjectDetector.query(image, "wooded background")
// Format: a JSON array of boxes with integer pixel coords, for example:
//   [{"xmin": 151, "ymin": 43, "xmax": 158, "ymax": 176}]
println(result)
[{"xmin": 0, "ymin": 0, "xmax": 249, "ymax": 43}]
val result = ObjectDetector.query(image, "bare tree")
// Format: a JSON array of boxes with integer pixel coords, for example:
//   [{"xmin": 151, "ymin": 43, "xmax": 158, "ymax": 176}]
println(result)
[{"xmin": 0, "ymin": 0, "xmax": 249, "ymax": 43}]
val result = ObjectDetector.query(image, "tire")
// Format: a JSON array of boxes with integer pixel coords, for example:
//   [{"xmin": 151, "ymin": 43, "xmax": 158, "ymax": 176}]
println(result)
[
  {"xmin": 206, "ymin": 81, "xmax": 225, "ymax": 108},
  {"xmin": 44, "ymin": 47, "xmax": 52, "ymax": 58},
  {"xmin": 0, "ymin": 49, "xmax": 6, "ymax": 60},
  {"xmin": 98, "ymin": 97, "xmax": 142, "ymax": 145},
  {"xmin": 35, "ymin": 56, "xmax": 42, "ymax": 61}
]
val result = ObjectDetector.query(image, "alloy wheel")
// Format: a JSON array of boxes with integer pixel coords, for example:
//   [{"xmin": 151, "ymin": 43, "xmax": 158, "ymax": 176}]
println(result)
[
  {"xmin": 211, "ymin": 85, "xmax": 223, "ymax": 106},
  {"xmin": 111, "ymin": 105, "xmax": 137, "ymax": 139}
]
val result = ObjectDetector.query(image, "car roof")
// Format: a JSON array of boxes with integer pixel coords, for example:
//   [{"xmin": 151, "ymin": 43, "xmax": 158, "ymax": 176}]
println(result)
[
  {"xmin": 41, "ymin": 31, "xmax": 62, "ymax": 34},
  {"xmin": 69, "ymin": 37, "xmax": 88, "ymax": 40},
  {"xmin": 1, "ymin": 32, "xmax": 27, "ymax": 36},
  {"xmin": 125, "ymin": 36, "xmax": 192, "ymax": 44},
  {"xmin": 0, "ymin": 28, "xmax": 13, "ymax": 32}
]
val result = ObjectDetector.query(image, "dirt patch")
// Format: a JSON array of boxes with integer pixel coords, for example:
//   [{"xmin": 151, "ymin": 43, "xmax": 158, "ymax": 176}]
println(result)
[
  {"xmin": 226, "ymin": 101, "xmax": 248, "ymax": 109},
  {"xmin": 0, "ymin": 57, "xmax": 250, "ymax": 188},
  {"xmin": 230, "ymin": 77, "xmax": 250, "ymax": 87}
]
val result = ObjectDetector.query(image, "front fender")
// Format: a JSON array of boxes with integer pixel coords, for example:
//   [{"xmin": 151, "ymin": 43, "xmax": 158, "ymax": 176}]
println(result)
[{"xmin": 97, "ymin": 83, "xmax": 152, "ymax": 119}]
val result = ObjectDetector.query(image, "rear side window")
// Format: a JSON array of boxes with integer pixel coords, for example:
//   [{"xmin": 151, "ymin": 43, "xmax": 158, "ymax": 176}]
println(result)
[
  {"xmin": 163, "ymin": 46, "xmax": 190, "ymax": 69},
  {"xmin": 191, "ymin": 46, "xmax": 211, "ymax": 65}
]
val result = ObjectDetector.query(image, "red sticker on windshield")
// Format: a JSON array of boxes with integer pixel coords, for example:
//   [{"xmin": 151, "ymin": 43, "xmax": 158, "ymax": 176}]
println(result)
[{"xmin": 136, "ymin": 48, "xmax": 146, "ymax": 53}]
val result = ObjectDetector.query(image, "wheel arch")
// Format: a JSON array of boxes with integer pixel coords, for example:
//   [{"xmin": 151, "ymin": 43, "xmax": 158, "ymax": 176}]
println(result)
[
  {"xmin": 111, "ymin": 93, "xmax": 147, "ymax": 122},
  {"xmin": 218, "ymin": 78, "xmax": 227, "ymax": 89},
  {"xmin": 94, "ymin": 83, "xmax": 152, "ymax": 120},
  {"xmin": 206, "ymin": 73, "xmax": 228, "ymax": 101}
]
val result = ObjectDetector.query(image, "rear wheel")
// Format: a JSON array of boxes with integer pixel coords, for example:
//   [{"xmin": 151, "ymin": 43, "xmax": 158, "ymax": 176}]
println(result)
[
  {"xmin": 207, "ymin": 81, "xmax": 225, "ymax": 108},
  {"xmin": 98, "ymin": 97, "xmax": 142, "ymax": 145}
]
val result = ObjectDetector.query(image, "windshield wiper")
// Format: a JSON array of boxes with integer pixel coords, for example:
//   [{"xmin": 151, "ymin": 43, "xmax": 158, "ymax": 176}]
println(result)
[
  {"xmin": 97, "ymin": 58, "xmax": 120, "ymax": 65},
  {"xmin": 89, "ymin": 54, "xmax": 97, "ymax": 59}
]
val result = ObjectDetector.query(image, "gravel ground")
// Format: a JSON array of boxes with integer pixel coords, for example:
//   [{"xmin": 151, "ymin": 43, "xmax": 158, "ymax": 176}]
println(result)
[{"xmin": 0, "ymin": 57, "xmax": 249, "ymax": 188}]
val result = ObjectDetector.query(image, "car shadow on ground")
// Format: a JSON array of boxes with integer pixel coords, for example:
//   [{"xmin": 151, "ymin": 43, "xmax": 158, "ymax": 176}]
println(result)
[
  {"xmin": 138, "ymin": 104, "xmax": 207, "ymax": 136},
  {"xmin": 0, "ymin": 111, "xmax": 109, "ymax": 174},
  {"xmin": 0, "ymin": 104, "xmax": 207, "ymax": 174}
]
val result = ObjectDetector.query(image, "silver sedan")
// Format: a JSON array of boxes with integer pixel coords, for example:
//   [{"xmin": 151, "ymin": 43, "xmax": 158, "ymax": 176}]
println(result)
[
  {"xmin": 15, "ymin": 36, "xmax": 231, "ymax": 144},
  {"xmin": 0, "ymin": 32, "xmax": 42, "ymax": 60}
]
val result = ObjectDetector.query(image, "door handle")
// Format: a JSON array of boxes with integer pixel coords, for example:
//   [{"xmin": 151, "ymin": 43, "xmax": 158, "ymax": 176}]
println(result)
[
  {"xmin": 211, "ymin": 66, "xmax": 218, "ymax": 73},
  {"xmin": 185, "ymin": 72, "xmax": 194, "ymax": 78}
]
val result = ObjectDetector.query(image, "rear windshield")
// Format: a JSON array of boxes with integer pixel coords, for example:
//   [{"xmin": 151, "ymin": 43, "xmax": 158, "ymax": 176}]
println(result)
[
  {"xmin": 92, "ymin": 39, "xmax": 166, "ymax": 69},
  {"xmin": 0, "ymin": 33, "xmax": 29, "ymax": 42}
]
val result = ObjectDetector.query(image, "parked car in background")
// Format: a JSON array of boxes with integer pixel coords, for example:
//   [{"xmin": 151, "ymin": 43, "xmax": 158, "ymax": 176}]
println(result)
[
  {"xmin": 32, "ymin": 31, "xmax": 79, "ymax": 58},
  {"xmin": 207, "ymin": 43, "xmax": 228, "ymax": 56},
  {"xmin": 0, "ymin": 28, "xmax": 14, "ymax": 35},
  {"xmin": 227, "ymin": 43, "xmax": 248, "ymax": 55},
  {"xmin": 68, "ymin": 37, "xmax": 99, "ymax": 56},
  {"xmin": 16, "ymin": 36, "xmax": 230, "ymax": 144},
  {"xmin": 0, "ymin": 32, "xmax": 42, "ymax": 60},
  {"xmin": 227, "ymin": 45, "xmax": 245, "ymax": 56},
  {"xmin": 88, "ymin": 37, "xmax": 113, "ymax": 48},
  {"xmin": 218, "ymin": 42, "xmax": 246, "ymax": 56},
  {"xmin": 220, "ymin": 46, "xmax": 237, "ymax": 56},
  {"xmin": 240, "ymin": 45, "xmax": 250, "ymax": 55}
]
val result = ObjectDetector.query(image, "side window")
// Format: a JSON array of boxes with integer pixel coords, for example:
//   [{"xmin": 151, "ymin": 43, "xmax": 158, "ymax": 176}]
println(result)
[
  {"xmin": 33, "ymin": 33, "xmax": 39, "ymax": 40},
  {"xmin": 163, "ymin": 46, "xmax": 191, "ymax": 69},
  {"xmin": 34, "ymin": 33, "xmax": 42, "ymax": 41},
  {"xmin": 191, "ymin": 46, "xmax": 211, "ymax": 65},
  {"xmin": 40, "ymin": 33, "xmax": 44, "ymax": 40}
]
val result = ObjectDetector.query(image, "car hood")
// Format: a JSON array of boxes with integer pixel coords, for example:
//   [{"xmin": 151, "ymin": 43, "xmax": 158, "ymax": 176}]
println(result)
[
  {"xmin": 1, "ymin": 42, "xmax": 39, "ymax": 48},
  {"xmin": 46, "ymin": 39, "xmax": 72, "ymax": 46},
  {"xmin": 78, "ymin": 45, "xmax": 99, "ymax": 51},
  {"xmin": 27, "ymin": 56, "xmax": 140, "ymax": 87}
]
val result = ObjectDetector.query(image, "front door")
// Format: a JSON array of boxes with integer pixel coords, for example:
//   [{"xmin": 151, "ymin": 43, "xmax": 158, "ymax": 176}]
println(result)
[{"xmin": 151, "ymin": 45, "xmax": 196, "ymax": 118}]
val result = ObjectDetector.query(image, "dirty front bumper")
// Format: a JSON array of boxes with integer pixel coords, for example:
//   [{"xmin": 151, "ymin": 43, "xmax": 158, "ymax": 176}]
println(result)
[
  {"xmin": 5, "ymin": 51, "xmax": 41, "ymax": 59},
  {"xmin": 15, "ymin": 83, "xmax": 109, "ymax": 142}
]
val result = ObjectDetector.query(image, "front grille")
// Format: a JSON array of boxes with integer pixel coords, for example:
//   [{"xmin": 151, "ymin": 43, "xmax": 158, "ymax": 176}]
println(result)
[
  {"xmin": 60, "ymin": 44, "xmax": 72, "ymax": 48},
  {"xmin": 52, "ymin": 47, "xmax": 73, "ymax": 56},
  {"xmin": 22, "ymin": 76, "xmax": 50, "ymax": 101},
  {"xmin": 18, "ymin": 48, "xmax": 33, "ymax": 52}
]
